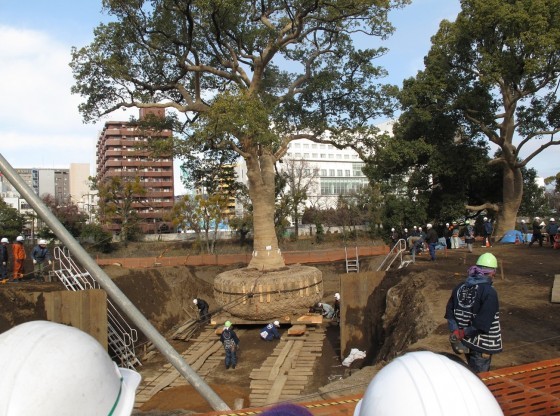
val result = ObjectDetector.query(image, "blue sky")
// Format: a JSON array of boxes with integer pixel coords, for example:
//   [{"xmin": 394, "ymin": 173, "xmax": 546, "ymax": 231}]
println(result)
[{"xmin": 0, "ymin": 0, "xmax": 557, "ymax": 185}]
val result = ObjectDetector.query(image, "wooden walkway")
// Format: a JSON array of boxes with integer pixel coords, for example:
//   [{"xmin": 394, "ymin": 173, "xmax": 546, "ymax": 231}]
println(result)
[
  {"xmin": 134, "ymin": 326, "xmax": 326, "ymax": 410},
  {"xmin": 134, "ymin": 327, "xmax": 234, "ymax": 409},
  {"xmin": 249, "ymin": 326, "xmax": 325, "ymax": 407}
]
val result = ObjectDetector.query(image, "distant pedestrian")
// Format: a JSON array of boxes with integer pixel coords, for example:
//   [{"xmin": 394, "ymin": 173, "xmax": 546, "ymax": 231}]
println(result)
[
  {"xmin": 528, "ymin": 217, "xmax": 544, "ymax": 247},
  {"xmin": 193, "ymin": 298, "xmax": 210, "ymax": 323},
  {"xmin": 0, "ymin": 238, "xmax": 8, "ymax": 281},
  {"xmin": 482, "ymin": 217, "xmax": 493, "ymax": 247},
  {"xmin": 220, "ymin": 321, "xmax": 240, "ymax": 369},
  {"xmin": 12, "ymin": 236, "xmax": 26, "ymax": 282},
  {"xmin": 426, "ymin": 224, "xmax": 439, "ymax": 261},
  {"xmin": 260, "ymin": 321, "xmax": 281, "ymax": 341},
  {"xmin": 31, "ymin": 239, "xmax": 52, "ymax": 282},
  {"xmin": 464, "ymin": 220, "xmax": 475, "ymax": 253},
  {"xmin": 444, "ymin": 223, "xmax": 452, "ymax": 249},
  {"xmin": 545, "ymin": 218, "xmax": 558, "ymax": 246},
  {"xmin": 520, "ymin": 220, "xmax": 529, "ymax": 244},
  {"xmin": 445, "ymin": 253, "xmax": 502, "ymax": 373},
  {"xmin": 390, "ymin": 228, "xmax": 399, "ymax": 247},
  {"xmin": 451, "ymin": 221, "xmax": 460, "ymax": 249}
]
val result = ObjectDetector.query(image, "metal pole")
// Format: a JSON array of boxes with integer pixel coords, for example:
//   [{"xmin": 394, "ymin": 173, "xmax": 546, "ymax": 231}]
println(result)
[{"xmin": 0, "ymin": 153, "xmax": 230, "ymax": 412}]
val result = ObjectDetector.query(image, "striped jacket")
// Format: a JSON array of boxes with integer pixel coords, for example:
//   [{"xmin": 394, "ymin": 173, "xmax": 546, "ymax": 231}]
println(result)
[{"xmin": 445, "ymin": 273, "xmax": 502, "ymax": 354}]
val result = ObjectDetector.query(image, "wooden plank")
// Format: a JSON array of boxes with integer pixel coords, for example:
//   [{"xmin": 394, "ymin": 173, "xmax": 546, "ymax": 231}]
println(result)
[
  {"xmin": 296, "ymin": 314, "xmax": 323, "ymax": 324},
  {"xmin": 288, "ymin": 324, "xmax": 307, "ymax": 336},
  {"xmin": 552, "ymin": 275, "xmax": 560, "ymax": 303},
  {"xmin": 265, "ymin": 374, "xmax": 288, "ymax": 404},
  {"xmin": 43, "ymin": 289, "xmax": 107, "ymax": 350},
  {"xmin": 268, "ymin": 340, "xmax": 294, "ymax": 381}
]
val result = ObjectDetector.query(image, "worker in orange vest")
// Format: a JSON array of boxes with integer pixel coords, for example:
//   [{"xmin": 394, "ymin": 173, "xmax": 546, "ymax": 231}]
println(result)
[{"xmin": 12, "ymin": 236, "xmax": 26, "ymax": 282}]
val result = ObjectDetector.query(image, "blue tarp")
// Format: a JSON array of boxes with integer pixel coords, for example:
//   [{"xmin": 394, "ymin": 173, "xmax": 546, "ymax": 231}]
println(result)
[{"xmin": 500, "ymin": 229, "xmax": 525, "ymax": 244}]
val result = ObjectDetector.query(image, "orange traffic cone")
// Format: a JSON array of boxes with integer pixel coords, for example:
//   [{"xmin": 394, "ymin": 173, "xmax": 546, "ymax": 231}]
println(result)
[{"xmin": 485, "ymin": 239, "xmax": 490, "ymax": 247}]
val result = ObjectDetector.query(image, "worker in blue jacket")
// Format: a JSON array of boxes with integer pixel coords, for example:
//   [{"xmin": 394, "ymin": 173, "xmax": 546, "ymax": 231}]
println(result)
[{"xmin": 260, "ymin": 321, "xmax": 281, "ymax": 341}]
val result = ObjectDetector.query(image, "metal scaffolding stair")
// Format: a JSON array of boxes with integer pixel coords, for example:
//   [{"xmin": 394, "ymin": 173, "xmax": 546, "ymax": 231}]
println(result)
[
  {"xmin": 345, "ymin": 246, "xmax": 359, "ymax": 273},
  {"xmin": 376, "ymin": 239, "xmax": 413, "ymax": 271},
  {"xmin": 52, "ymin": 247, "xmax": 141, "ymax": 369}
]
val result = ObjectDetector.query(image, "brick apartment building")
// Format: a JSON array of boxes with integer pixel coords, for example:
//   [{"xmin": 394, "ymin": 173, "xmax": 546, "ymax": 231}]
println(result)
[{"xmin": 96, "ymin": 108, "xmax": 174, "ymax": 234}]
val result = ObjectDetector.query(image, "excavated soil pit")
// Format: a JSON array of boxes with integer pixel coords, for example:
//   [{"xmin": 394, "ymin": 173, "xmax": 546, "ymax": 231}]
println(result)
[{"xmin": 0, "ymin": 245, "xmax": 558, "ymax": 414}]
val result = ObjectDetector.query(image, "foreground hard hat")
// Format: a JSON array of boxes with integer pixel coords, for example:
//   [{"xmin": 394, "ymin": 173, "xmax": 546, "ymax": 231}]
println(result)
[
  {"xmin": 38, "ymin": 239, "xmax": 47, "ymax": 245},
  {"xmin": 0, "ymin": 321, "xmax": 141, "ymax": 416},
  {"xmin": 426, "ymin": 223, "xmax": 432, "ymax": 229},
  {"xmin": 273, "ymin": 320, "xmax": 280, "ymax": 327},
  {"xmin": 551, "ymin": 218, "xmax": 556, "ymax": 222},
  {"xmin": 353, "ymin": 351, "xmax": 503, "ymax": 416},
  {"xmin": 15, "ymin": 236, "xmax": 24, "ymax": 242},
  {"xmin": 193, "ymin": 299, "xmax": 198, "ymax": 304},
  {"xmin": 465, "ymin": 220, "xmax": 470, "ymax": 225},
  {"xmin": 476, "ymin": 253, "xmax": 498, "ymax": 269},
  {"xmin": 0, "ymin": 238, "xmax": 8, "ymax": 243},
  {"xmin": 334, "ymin": 293, "xmax": 340, "ymax": 300},
  {"xmin": 224, "ymin": 320, "xmax": 232, "ymax": 327}
]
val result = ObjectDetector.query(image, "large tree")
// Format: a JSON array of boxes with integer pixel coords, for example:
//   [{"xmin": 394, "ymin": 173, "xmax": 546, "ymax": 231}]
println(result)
[
  {"xmin": 71, "ymin": 0, "xmax": 405, "ymax": 270},
  {"xmin": 409, "ymin": 0, "xmax": 560, "ymax": 236}
]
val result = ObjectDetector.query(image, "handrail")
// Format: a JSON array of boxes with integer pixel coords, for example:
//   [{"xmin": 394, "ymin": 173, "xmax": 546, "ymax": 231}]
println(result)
[
  {"xmin": 53, "ymin": 246, "xmax": 140, "ymax": 365},
  {"xmin": 376, "ymin": 239, "xmax": 408, "ymax": 271}
]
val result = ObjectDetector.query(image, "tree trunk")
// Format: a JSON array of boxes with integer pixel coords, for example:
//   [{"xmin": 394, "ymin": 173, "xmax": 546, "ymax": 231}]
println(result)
[
  {"xmin": 246, "ymin": 150, "xmax": 285, "ymax": 270},
  {"xmin": 495, "ymin": 165, "xmax": 523, "ymax": 238},
  {"xmin": 293, "ymin": 208, "xmax": 299, "ymax": 241}
]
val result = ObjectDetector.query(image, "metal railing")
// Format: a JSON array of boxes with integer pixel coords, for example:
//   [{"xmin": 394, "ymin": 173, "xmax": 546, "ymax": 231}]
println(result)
[
  {"xmin": 376, "ymin": 239, "xmax": 412, "ymax": 271},
  {"xmin": 53, "ymin": 247, "xmax": 141, "ymax": 368}
]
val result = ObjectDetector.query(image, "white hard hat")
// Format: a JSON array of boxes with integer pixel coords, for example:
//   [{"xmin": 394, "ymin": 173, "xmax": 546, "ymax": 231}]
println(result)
[
  {"xmin": 404, "ymin": 228, "xmax": 408, "ymax": 232},
  {"xmin": 413, "ymin": 226, "xmax": 417, "ymax": 229},
  {"xmin": 16, "ymin": 236, "xmax": 24, "ymax": 242},
  {"xmin": 193, "ymin": 299, "xmax": 198, "ymax": 304},
  {"xmin": 0, "ymin": 238, "xmax": 8, "ymax": 243},
  {"xmin": 334, "ymin": 293, "xmax": 340, "ymax": 300},
  {"xmin": 445, "ymin": 223, "xmax": 449, "ymax": 226},
  {"xmin": 484, "ymin": 217, "xmax": 488, "ymax": 221},
  {"xmin": 38, "ymin": 239, "xmax": 47, "ymax": 245},
  {"xmin": 521, "ymin": 219, "xmax": 526, "ymax": 223},
  {"xmin": 426, "ymin": 223, "xmax": 432, "ymax": 229},
  {"xmin": 550, "ymin": 218, "xmax": 555, "ymax": 222},
  {"xmin": 391, "ymin": 228, "xmax": 395, "ymax": 232},
  {"xmin": 318, "ymin": 302, "xmax": 322, "ymax": 307},
  {"xmin": 273, "ymin": 320, "xmax": 280, "ymax": 327},
  {"xmin": 535, "ymin": 216, "xmax": 540, "ymax": 220},
  {"xmin": 540, "ymin": 221, "xmax": 546, "ymax": 226},
  {"xmin": 353, "ymin": 351, "xmax": 503, "ymax": 416},
  {"xmin": 0, "ymin": 321, "xmax": 141, "ymax": 416}
]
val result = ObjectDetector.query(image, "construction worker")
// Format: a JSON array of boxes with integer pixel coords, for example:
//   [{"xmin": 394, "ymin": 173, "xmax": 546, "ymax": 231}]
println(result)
[
  {"xmin": 482, "ymin": 217, "xmax": 493, "ymax": 247},
  {"xmin": 520, "ymin": 219, "xmax": 529, "ymax": 244},
  {"xmin": 464, "ymin": 220, "xmax": 475, "ymax": 253},
  {"xmin": 260, "ymin": 321, "xmax": 281, "ymax": 341},
  {"xmin": 425, "ymin": 223, "xmax": 439, "ymax": 261},
  {"xmin": 220, "ymin": 321, "xmax": 240, "ymax": 369},
  {"xmin": 317, "ymin": 302, "xmax": 335, "ymax": 319},
  {"xmin": 353, "ymin": 351, "xmax": 503, "ymax": 415},
  {"xmin": 11, "ymin": 236, "xmax": 26, "ymax": 282},
  {"xmin": 445, "ymin": 253, "xmax": 502, "ymax": 373},
  {"xmin": 528, "ymin": 217, "xmax": 544, "ymax": 247},
  {"xmin": 545, "ymin": 218, "xmax": 558, "ymax": 246},
  {"xmin": 0, "ymin": 321, "xmax": 141, "ymax": 415},
  {"xmin": 193, "ymin": 297, "xmax": 210, "ymax": 323},
  {"xmin": 0, "ymin": 238, "xmax": 8, "ymax": 281},
  {"xmin": 333, "ymin": 292, "xmax": 341, "ymax": 320},
  {"xmin": 31, "ymin": 239, "xmax": 52, "ymax": 282},
  {"xmin": 261, "ymin": 403, "xmax": 313, "ymax": 415}
]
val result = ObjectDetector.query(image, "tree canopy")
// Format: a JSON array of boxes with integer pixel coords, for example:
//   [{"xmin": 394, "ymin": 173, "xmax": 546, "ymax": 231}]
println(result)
[
  {"xmin": 369, "ymin": 0, "xmax": 560, "ymax": 235},
  {"xmin": 71, "ymin": 0, "xmax": 407, "ymax": 269}
]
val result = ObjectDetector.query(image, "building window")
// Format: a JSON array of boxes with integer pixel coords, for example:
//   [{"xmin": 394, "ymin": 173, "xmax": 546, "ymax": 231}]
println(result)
[
  {"xmin": 329, "ymin": 169, "xmax": 335, "ymax": 176},
  {"xmin": 320, "ymin": 169, "xmax": 327, "ymax": 176},
  {"xmin": 337, "ymin": 169, "xmax": 343, "ymax": 176},
  {"xmin": 345, "ymin": 170, "xmax": 351, "ymax": 177}
]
